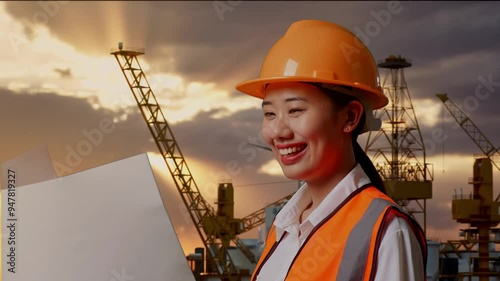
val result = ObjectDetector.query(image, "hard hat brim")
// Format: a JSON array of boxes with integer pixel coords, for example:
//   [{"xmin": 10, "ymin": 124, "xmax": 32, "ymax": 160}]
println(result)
[{"xmin": 236, "ymin": 76, "xmax": 388, "ymax": 110}]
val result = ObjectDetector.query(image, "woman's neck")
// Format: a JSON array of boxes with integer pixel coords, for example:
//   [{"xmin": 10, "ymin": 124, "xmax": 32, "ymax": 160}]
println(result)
[{"xmin": 305, "ymin": 156, "xmax": 357, "ymax": 210}]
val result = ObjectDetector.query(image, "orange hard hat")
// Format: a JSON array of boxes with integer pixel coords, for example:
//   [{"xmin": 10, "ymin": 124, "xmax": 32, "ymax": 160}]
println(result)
[{"xmin": 235, "ymin": 20, "xmax": 388, "ymax": 110}]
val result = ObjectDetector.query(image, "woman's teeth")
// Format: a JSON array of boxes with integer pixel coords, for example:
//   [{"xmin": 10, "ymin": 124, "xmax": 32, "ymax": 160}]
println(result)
[{"xmin": 279, "ymin": 145, "xmax": 305, "ymax": 156}]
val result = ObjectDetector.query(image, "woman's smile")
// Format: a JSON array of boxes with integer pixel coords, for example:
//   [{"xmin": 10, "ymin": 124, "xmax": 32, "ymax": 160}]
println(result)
[{"xmin": 276, "ymin": 143, "xmax": 308, "ymax": 164}]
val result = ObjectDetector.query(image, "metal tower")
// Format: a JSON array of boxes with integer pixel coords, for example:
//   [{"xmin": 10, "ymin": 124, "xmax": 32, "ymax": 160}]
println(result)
[
  {"xmin": 365, "ymin": 55, "xmax": 433, "ymax": 233},
  {"xmin": 448, "ymin": 157, "xmax": 500, "ymax": 281},
  {"xmin": 436, "ymin": 93, "xmax": 500, "ymax": 281},
  {"xmin": 111, "ymin": 45, "xmax": 255, "ymax": 281}
]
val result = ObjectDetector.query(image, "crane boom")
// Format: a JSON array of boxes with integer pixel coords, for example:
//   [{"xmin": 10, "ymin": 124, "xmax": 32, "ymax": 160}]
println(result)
[
  {"xmin": 436, "ymin": 93, "xmax": 500, "ymax": 171},
  {"xmin": 111, "ymin": 46, "xmax": 254, "ymax": 281},
  {"xmin": 240, "ymin": 193, "xmax": 293, "ymax": 232}
]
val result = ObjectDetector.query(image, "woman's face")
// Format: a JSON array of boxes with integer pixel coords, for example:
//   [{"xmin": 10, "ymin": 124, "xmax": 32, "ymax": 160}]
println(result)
[{"xmin": 261, "ymin": 82, "xmax": 352, "ymax": 183}]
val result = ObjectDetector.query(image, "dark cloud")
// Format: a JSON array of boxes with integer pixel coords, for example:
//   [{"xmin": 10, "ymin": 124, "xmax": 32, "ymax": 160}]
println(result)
[
  {"xmin": 8, "ymin": 2, "xmax": 499, "ymax": 90},
  {"xmin": 380, "ymin": 2, "xmax": 500, "ymax": 65},
  {"xmin": 0, "ymin": 88, "xmax": 150, "ymax": 174},
  {"xmin": 5, "ymin": 2, "xmax": 500, "ymax": 111}
]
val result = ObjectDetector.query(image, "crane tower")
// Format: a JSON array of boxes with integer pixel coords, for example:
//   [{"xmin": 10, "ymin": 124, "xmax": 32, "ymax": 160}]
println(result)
[
  {"xmin": 365, "ymin": 55, "xmax": 433, "ymax": 233},
  {"xmin": 437, "ymin": 93, "xmax": 500, "ymax": 281},
  {"xmin": 111, "ymin": 45, "xmax": 254, "ymax": 281}
]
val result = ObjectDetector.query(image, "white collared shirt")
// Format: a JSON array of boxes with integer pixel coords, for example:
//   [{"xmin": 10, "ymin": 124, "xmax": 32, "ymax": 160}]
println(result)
[{"xmin": 257, "ymin": 164, "xmax": 424, "ymax": 281}]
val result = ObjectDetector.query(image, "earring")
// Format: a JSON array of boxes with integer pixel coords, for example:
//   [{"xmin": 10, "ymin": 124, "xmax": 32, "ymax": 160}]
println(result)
[{"xmin": 344, "ymin": 127, "xmax": 350, "ymax": 132}]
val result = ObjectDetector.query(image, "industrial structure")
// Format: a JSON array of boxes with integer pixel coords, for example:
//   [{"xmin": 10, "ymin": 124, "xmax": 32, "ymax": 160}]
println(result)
[
  {"xmin": 436, "ymin": 94, "xmax": 500, "ymax": 171},
  {"xmin": 437, "ymin": 93, "xmax": 500, "ymax": 281},
  {"xmin": 365, "ymin": 55, "xmax": 433, "ymax": 233},
  {"xmin": 111, "ymin": 44, "xmax": 292, "ymax": 281},
  {"xmin": 440, "ymin": 157, "xmax": 500, "ymax": 281}
]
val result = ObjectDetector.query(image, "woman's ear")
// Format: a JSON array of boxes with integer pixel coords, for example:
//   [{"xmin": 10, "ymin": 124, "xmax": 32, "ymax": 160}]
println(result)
[{"xmin": 343, "ymin": 100, "xmax": 364, "ymax": 133}]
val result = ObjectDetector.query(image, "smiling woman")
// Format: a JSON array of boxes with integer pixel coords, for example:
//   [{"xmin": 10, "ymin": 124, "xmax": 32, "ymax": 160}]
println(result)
[{"xmin": 236, "ymin": 20, "xmax": 428, "ymax": 281}]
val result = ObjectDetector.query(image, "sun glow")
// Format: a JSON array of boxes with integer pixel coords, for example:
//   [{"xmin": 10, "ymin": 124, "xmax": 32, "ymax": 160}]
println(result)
[{"xmin": 0, "ymin": 2, "xmax": 258, "ymax": 126}]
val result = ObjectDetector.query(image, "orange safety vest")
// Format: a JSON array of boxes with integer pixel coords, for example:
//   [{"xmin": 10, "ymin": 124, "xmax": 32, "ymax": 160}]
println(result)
[{"xmin": 252, "ymin": 185, "xmax": 427, "ymax": 281}]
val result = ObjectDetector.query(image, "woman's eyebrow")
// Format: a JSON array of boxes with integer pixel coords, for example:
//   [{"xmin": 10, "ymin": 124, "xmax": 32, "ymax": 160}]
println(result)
[
  {"xmin": 285, "ymin": 97, "xmax": 308, "ymax": 103},
  {"xmin": 262, "ymin": 100, "xmax": 272, "ymax": 107},
  {"xmin": 262, "ymin": 96, "xmax": 308, "ymax": 107}
]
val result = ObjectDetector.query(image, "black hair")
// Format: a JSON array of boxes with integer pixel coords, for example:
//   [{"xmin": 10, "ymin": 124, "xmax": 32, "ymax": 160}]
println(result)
[
  {"xmin": 310, "ymin": 83, "xmax": 386, "ymax": 194},
  {"xmin": 351, "ymin": 114, "xmax": 386, "ymax": 194}
]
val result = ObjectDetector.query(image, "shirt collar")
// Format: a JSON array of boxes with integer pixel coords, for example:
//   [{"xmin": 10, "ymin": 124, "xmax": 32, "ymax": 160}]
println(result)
[
  {"xmin": 307, "ymin": 164, "xmax": 371, "ymax": 226},
  {"xmin": 273, "ymin": 183, "xmax": 312, "ymax": 240},
  {"xmin": 273, "ymin": 164, "xmax": 371, "ymax": 241}
]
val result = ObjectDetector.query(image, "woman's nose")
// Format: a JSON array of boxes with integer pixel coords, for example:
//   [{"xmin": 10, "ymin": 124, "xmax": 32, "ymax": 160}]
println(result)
[{"xmin": 270, "ymin": 117, "xmax": 293, "ymax": 140}]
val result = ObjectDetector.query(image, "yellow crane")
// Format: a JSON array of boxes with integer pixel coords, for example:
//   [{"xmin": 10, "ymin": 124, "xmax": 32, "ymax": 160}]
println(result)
[
  {"xmin": 436, "ymin": 93, "xmax": 500, "ymax": 171},
  {"xmin": 111, "ymin": 44, "xmax": 292, "ymax": 281},
  {"xmin": 436, "ymin": 93, "xmax": 500, "ymax": 281}
]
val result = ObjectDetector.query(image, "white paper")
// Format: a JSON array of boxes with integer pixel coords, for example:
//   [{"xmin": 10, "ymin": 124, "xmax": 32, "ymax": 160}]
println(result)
[
  {"xmin": 2, "ymin": 153, "xmax": 195, "ymax": 281},
  {"xmin": 1, "ymin": 144, "xmax": 57, "ymax": 190}
]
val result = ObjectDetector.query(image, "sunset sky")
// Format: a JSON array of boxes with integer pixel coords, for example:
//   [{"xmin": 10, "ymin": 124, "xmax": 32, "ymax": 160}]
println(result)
[{"xmin": 1, "ymin": 1, "xmax": 500, "ymax": 255}]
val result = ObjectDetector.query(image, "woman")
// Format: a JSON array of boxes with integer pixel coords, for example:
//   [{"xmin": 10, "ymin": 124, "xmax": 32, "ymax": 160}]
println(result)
[{"xmin": 236, "ymin": 20, "xmax": 427, "ymax": 281}]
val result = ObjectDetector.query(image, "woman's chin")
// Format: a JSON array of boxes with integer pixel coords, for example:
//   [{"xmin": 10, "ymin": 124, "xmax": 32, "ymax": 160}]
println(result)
[{"xmin": 281, "ymin": 167, "xmax": 309, "ymax": 181}]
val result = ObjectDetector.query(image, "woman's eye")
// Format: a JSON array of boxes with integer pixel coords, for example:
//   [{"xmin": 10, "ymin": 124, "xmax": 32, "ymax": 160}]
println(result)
[
  {"xmin": 264, "ymin": 112, "xmax": 276, "ymax": 118},
  {"xmin": 289, "ymin": 108, "xmax": 304, "ymax": 115}
]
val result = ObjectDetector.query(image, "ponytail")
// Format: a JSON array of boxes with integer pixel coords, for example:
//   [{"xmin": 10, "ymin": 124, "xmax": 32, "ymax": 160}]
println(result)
[
  {"xmin": 352, "ymin": 113, "xmax": 386, "ymax": 194},
  {"xmin": 352, "ymin": 139, "xmax": 386, "ymax": 194}
]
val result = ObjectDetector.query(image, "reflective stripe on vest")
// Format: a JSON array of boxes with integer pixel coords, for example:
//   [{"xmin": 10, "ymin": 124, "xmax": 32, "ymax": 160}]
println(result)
[{"xmin": 336, "ymin": 198, "xmax": 398, "ymax": 280}]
